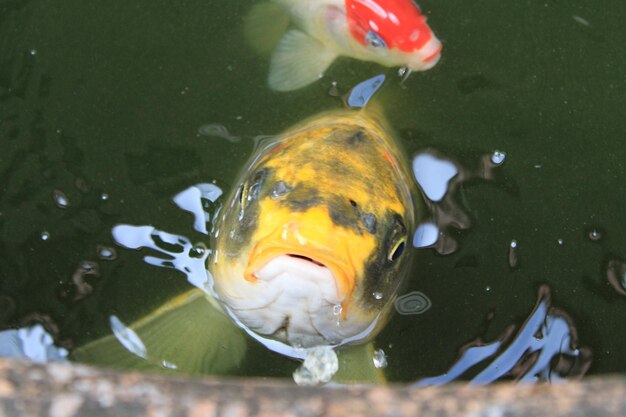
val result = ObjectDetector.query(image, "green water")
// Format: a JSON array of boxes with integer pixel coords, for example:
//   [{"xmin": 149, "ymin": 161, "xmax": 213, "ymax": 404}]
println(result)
[{"xmin": 1, "ymin": 0, "xmax": 624, "ymax": 381}]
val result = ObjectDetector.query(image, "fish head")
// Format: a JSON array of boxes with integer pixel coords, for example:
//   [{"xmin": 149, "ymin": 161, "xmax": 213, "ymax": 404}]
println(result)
[
  {"xmin": 210, "ymin": 112, "xmax": 417, "ymax": 351},
  {"xmin": 344, "ymin": 0, "xmax": 442, "ymax": 70}
]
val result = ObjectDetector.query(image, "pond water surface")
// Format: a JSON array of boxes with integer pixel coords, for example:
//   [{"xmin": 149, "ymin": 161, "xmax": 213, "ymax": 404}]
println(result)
[{"xmin": 0, "ymin": 0, "xmax": 625, "ymax": 383}]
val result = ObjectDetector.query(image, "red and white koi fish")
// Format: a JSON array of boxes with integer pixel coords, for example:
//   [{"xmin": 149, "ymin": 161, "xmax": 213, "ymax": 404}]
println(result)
[{"xmin": 245, "ymin": 0, "xmax": 442, "ymax": 91}]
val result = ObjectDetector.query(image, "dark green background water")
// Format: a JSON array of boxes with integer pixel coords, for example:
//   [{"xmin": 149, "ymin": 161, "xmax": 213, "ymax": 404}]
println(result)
[{"xmin": 1, "ymin": 0, "xmax": 624, "ymax": 381}]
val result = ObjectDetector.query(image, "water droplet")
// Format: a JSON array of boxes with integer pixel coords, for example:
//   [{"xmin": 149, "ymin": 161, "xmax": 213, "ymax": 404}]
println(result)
[
  {"xmin": 101, "ymin": 193, "xmax": 109, "ymax": 201},
  {"xmin": 490, "ymin": 150, "xmax": 506, "ymax": 165},
  {"xmin": 40, "ymin": 231, "xmax": 50, "ymax": 241},
  {"xmin": 53, "ymin": 190, "xmax": 70, "ymax": 208},
  {"xmin": 508, "ymin": 240, "xmax": 519, "ymax": 269},
  {"xmin": 332, "ymin": 304, "xmax": 342, "ymax": 316},
  {"xmin": 373, "ymin": 348, "xmax": 388, "ymax": 369},
  {"xmin": 485, "ymin": 286, "xmax": 491, "ymax": 292},
  {"xmin": 372, "ymin": 292, "xmax": 383, "ymax": 300},
  {"xmin": 97, "ymin": 245, "xmax": 117, "ymax": 261}
]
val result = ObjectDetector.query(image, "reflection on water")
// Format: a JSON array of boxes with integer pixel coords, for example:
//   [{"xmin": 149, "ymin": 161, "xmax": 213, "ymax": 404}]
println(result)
[
  {"xmin": 415, "ymin": 286, "xmax": 591, "ymax": 386},
  {"xmin": 394, "ymin": 291, "xmax": 432, "ymax": 315},
  {"xmin": 0, "ymin": 324, "xmax": 67, "ymax": 363},
  {"xmin": 607, "ymin": 258, "xmax": 626, "ymax": 297},
  {"xmin": 410, "ymin": 148, "xmax": 506, "ymax": 255}
]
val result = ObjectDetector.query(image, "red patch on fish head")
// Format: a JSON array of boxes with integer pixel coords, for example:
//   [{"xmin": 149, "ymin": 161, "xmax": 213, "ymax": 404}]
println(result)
[{"xmin": 346, "ymin": 0, "xmax": 436, "ymax": 53}]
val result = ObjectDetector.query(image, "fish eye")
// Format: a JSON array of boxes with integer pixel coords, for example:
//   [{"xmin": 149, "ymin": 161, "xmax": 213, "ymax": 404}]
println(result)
[
  {"xmin": 365, "ymin": 30, "xmax": 387, "ymax": 49},
  {"xmin": 388, "ymin": 236, "xmax": 406, "ymax": 262}
]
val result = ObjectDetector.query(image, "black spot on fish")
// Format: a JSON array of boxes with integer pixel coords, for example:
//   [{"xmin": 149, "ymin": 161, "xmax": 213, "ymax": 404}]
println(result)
[
  {"xmin": 327, "ymin": 196, "xmax": 363, "ymax": 233},
  {"xmin": 280, "ymin": 186, "xmax": 323, "ymax": 212},
  {"xmin": 346, "ymin": 129, "xmax": 368, "ymax": 146}
]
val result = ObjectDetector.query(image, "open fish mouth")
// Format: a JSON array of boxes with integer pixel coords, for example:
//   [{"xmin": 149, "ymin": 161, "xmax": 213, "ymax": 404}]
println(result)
[{"xmin": 226, "ymin": 254, "xmax": 357, "ymax": 347}]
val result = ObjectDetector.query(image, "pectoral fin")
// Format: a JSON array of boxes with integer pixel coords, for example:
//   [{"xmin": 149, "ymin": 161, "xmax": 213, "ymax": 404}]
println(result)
[
  {"xmin": 71, "ymin": 290, "xmax": 247, "ymax": 375},
  {"xmin": 269, "ymin": 30, "xmax": 338, "ymax": 91},
  {"xmin": 244, "ymin": 1, "xmax": 291, "ymax": 54}
]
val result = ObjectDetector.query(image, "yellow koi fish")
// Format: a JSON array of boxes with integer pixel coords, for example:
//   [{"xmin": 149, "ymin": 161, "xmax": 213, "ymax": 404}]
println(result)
[{"xmin": 210, "ymin": 108, "xmax": 419, "ymax": 357}]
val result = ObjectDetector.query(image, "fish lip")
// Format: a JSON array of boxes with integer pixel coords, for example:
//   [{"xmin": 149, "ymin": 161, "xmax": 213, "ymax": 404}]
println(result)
[{"xmin": 246, "ymin": 246, "xmax": 355, "ymax": 301}]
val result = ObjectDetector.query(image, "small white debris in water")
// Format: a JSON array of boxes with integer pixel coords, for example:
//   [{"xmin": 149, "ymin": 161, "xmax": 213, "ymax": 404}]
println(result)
[
  {"xmin": 30, "ymin": 49, "xmax": 37, "ymax": 56},
  {"xmin": 332, "ymin": 304, "xmax": 342, "ymax": 316},
  {"xmin": 572, "ymin": 15, "xmax": 591, "ymax": 26},
  {"xmin": 41, "ymin": 231, "xmax": 50, "ymax": 241},
  {"xmin": 534, "ymin": 164, "xmax": 542, "ymax": 169},
  {"xmin": 510, "ymin": 240, "xmax": 518, "ymax": 249},
  {"xmin": 373, "ymin": 348, "xmax": 388, "ymax": 369},
  {"xmin": 373, "ymin": 292, "xmax": 383, "ymax": 300},
  {"xmin": 490, "ymin": 150, "xmax": 506, "ymax": 165},
  {"xmin": 101, "ymin": 193, "xmax": 109, "ymax": 201},
  {"xmin": 398, "ymin": 67, "xmax": 407, "ymax": 77},
  {"xmin": 485, "ymin": 286, "xmax": 491, "ymax": 292},
  {"xmin": 557, "ymin": 239, "xmax": 564, "ymax": 246},
  {"xmin": 292, "ymin": 347, "xmax": 338, "ymax": 386}
]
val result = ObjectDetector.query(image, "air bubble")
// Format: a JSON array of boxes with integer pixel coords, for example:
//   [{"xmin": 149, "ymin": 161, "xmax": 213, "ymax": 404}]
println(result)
[
  {"xmin": 53, "ymin": 190, "xmax": 70, "ymax": 208},
  {"xmin": 40, "ymin": 231, "xmax": 50, "ymax": 241},
  {"xmin": 490, "ymin": 150, "xmax": 506, "ymax": 165},
  {"xmin": 292, "ymin": 347, "xmax": 338, "ymax": 386},
  {"xmin": 373, "ymin": 348, "xmax": 388, "ymax": 369},
  {"xmin": 372, "ymin": 292, "xmax": 383, "ymax": 300},
  {"xmin": 557, "ymin": 239, "xmax": 564, "ymax": 246},
  {"xmin": 30, "ymin": 49, "xmax": 37, "ymax": 56},
  {"xmin": 588, "ymin": 229, "xmax": 602, "ymax": 241},
  {"xmin": 97, "ymin": 245, "xmax": 117, "ymax": 261},
  {"xmin": 101, "ymin": 193, "xmax": 109, "ymax": 201}
]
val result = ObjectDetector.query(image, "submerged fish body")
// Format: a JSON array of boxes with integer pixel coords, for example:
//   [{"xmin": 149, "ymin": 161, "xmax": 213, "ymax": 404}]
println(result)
[
  {"xmin": 246, "ymin": 0, "xmax": 442, "ymax": 91},
  {"xmin": 210, "ymin": 110, "xmax": 419, "ymax": 356}
]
